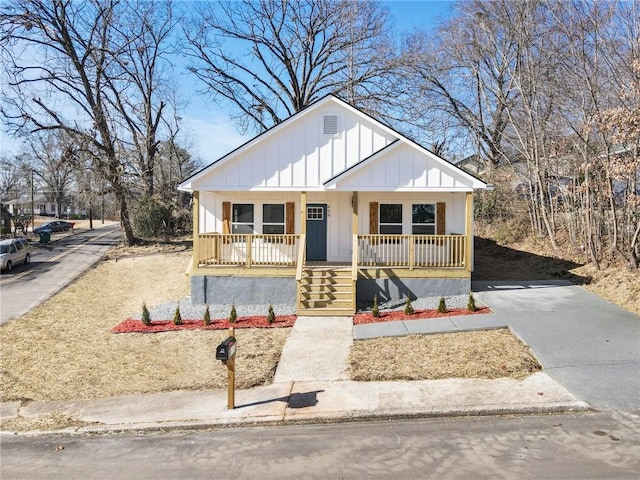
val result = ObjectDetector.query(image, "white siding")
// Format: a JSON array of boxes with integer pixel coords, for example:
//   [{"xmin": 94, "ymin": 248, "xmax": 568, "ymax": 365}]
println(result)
[
  {"xmin": 331, "ymin": 144, "xmax": 473, "ymax": 191},
  {"xmin": 193, "ymin": 104, "xmax": 396, "ymax": 191}
]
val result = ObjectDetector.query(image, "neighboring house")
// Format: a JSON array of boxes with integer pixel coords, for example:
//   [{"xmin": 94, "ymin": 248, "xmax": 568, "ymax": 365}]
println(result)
[
  {"xmin": 455, "ymin": 154, "xmax": 487, "ymax": 177},
  {"xmin": 3, "ymin": 193, "xmax": 85, "ymax": 218},
  {"xmin": 179, "ymin": 95, "xmax": 491, "ymax": 315}
]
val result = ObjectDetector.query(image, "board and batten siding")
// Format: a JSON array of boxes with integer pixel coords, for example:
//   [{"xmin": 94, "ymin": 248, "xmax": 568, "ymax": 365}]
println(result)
[
  {"xmin": 328, "ymin": 143, "xmax": 472, "ymax": 190},
  {"xmin": 196, "ymin": 107, "xmax": 396, "ymax": 191}
]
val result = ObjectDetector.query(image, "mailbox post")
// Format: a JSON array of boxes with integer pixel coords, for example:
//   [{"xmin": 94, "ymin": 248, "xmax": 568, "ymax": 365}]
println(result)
[{"xmin": 216, "ymin": 328, "xmax": 237, "ymax": 409}]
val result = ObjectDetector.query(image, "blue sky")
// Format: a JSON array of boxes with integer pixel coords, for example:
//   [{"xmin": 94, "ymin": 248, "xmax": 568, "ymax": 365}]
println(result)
[
  {"xmin": 183, "ymin": 0, "xmax": 454, "ymax": 163},
  {"xmin": 0, "ymin": 1, "xmax": 454, "ymax": 164}
]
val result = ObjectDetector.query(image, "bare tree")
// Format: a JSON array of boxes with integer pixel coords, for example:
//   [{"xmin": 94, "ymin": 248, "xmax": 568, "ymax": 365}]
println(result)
[
  {"xmin": 108, "ymin": 0, "xmax": 179, "ymax": 197},
  {"xmin": 24, "ymin": 131, "xmax": 80, "ymax": 218},
  {"xmin": 1, "ymin": 0, "xmax": 181, "ymax": 245},
  {"xmin": 184, "ymin": 0, "xmax": 395, "ymax": 133},
  {"xmin": 399, "ymin": 0, "xmax": 519, "ymax": 170}
]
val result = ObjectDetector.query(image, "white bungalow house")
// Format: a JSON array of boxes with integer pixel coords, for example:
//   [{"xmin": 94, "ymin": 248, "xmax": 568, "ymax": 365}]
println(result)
[{"xmin": 179, "ymin": 95, "xmax": 491, "ymax": 315}]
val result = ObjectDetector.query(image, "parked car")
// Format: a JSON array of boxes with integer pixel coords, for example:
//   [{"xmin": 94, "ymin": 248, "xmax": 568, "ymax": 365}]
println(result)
[
  {"xmin": 33, "ymin": 220, "xmax": 75, "ymax": 234},
  {"xmin": 0, "ymin": 237, "xmax": 31, "ymax": 272}
]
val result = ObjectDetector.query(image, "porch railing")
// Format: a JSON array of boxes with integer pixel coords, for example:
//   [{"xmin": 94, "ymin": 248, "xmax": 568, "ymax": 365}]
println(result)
[
  {"xmin": 195, "ymin": 233, "xmax": 465, "ymax": 269},
  {"xmin": 357, "ymin": 234, "xmax": 466, "ymax": 268},
  {"xmin": 197, "ymin": 233, "xmax": 301, "ymax": 267}
]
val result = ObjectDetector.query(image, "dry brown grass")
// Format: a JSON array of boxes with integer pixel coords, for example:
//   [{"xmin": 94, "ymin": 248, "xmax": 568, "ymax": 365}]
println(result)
[
  {"xmin": 0, "ymin": 251, "xmax": 288, "ymax": 402},
  {"xmin": 350, "ymin": 330, "xmax": 541, "ymax": 381}
]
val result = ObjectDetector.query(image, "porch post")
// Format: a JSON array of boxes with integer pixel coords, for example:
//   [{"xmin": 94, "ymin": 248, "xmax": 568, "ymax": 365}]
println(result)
[
  {"xmin": 300, "ymin": 191, "xmax": 307, "ymax": 234},
  {"xmin": 192, "ymin": 191, "xmax": 200, "ymax": 268},
  {"xmin": 465, "ymin": 191, "xmax": 473, "ymax": 272}
]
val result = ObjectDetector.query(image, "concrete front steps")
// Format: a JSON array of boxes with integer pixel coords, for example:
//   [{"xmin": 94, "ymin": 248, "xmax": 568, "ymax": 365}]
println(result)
[{"xmin": 297, "ymin": 266, "xmax": 355, "ymax": 316}]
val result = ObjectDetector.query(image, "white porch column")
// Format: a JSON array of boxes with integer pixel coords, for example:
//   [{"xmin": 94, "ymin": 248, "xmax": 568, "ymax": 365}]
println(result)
[{"xmin": 192, "ymin": 191, "xmax": 200, "ymax": 267}]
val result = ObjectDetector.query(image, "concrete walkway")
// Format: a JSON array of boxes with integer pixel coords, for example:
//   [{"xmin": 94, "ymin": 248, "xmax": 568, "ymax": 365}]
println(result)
[
  {"xmin": 473, "ymin": 280, "xmax": 640, "ymax": 411},
  {"xmin": 354, "ymin": 312, "xmax": 506, "ymax": 340},
  {"xmin": 274, "ymin": 317, "xmax": 353, "ymax": 382}
]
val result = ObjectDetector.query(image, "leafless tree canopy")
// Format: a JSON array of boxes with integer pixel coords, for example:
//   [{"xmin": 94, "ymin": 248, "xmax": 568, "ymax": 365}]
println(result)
[
  {"xmin": 399, "ymin": 0, "xmax": 639, "ymax": 268},
  {"xmin": 184, "ymin": 0, "xmax": 396, "ymax": 133},
  {"xmin": 0, "ymin": 0, "xmax": 181, "ymax": 245}
]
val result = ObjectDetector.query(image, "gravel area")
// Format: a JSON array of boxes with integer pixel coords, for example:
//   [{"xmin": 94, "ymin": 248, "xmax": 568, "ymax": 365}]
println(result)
[
  {"xmin": 132, "ymin": 298, "xmax": 297, "ymax": 321},
  {"xmin": 358, "ymin": 293, "xmax": 485, "ymax": 313},
  {"xmin": 132, "ymin": 293, "xmax": 484, "ymax": 321}
]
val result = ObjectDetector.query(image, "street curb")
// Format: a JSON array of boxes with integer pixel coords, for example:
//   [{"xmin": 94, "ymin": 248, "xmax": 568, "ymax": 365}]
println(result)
[{"xmin": 2, "ymin": 401, "xmax": 594, "ymax": 437}]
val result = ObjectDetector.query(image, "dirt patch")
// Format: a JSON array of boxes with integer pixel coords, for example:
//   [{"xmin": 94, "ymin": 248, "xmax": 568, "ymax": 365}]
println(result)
[
  {"xmin": 350, "ymin": 329, "xmax": 541, "ymax": 381},
  {"xmin": 0, "ymin": 412, "xmax": 97, "ymax": 432}
]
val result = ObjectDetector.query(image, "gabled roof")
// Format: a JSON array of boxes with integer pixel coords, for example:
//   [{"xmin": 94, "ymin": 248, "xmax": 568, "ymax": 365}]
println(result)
[{"xmin": 179, "ymin": 94, "xmax": 489, "ymax": 192}]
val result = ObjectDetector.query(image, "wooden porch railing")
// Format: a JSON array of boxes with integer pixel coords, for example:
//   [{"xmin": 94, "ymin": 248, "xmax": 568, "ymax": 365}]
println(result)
[
  {"xmin": 357, "ymin": 234, "xmax": 466, "ymax": 268},
  {"xmin": 295, "ymin": 234, "xmax": 306, "ymax": 312},
  {"xmin": 196, "ymin": 233, "xmax": 301, "ymax": 267}
]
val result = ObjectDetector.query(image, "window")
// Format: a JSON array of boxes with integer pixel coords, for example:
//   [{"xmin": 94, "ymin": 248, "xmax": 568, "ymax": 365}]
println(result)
[
  {"xmin": 380, "ymin": 204, "xmax": 402, "ymax": 234},
  {"xmin": 412, "ymin": 204, "xmax": 435, "ymax": 234},
  {"xmin": 232, "ymin": 204, "xmax": 254, "ymax": 234},
  {"xmin": 263, "ymin": 204, "xmax": 285, "ymax": 234},
  {"xmin": 307, "ymin": 206, "xmax": 324, "ymax": 220}
]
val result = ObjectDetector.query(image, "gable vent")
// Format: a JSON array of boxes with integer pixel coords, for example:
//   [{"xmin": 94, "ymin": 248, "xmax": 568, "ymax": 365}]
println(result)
[{"xmin": 323, "ymin": 115, "xmax": 338, "ymax": 135}]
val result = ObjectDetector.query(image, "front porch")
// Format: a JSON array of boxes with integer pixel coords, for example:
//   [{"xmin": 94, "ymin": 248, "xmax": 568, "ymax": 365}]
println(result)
[{"xmin": 190, "ymin": 232, "xmax": 471, "ymax": 315}]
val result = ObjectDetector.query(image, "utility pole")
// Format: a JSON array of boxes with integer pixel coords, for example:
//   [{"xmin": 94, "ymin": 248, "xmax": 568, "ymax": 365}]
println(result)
[{"xmin": 30, "ymin": 169, "xmax": 34, "ymax": 233}]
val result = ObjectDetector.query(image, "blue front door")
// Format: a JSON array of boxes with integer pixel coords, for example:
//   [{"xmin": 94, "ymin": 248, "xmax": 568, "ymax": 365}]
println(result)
[{"xmin": 306, "ymin": 204, "xmax": 327, "ymax": 261}]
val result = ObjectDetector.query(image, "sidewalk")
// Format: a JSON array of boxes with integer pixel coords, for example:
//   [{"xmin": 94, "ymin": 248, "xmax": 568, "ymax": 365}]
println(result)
[{"xmin": 1, "ymin": 315, "xmax": 590, "ymax": 435}]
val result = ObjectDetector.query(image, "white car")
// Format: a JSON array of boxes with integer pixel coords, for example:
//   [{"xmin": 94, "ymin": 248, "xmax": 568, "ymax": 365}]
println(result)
[{"xmin": 0, "ymin": 238, "xmax": 32, "ymax": 272}]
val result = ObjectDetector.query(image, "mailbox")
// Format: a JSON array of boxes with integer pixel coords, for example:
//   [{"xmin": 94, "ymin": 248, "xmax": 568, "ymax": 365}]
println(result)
[{"xmin": 216, "ymin": 336, "xmax": 237, "ymax": 361}]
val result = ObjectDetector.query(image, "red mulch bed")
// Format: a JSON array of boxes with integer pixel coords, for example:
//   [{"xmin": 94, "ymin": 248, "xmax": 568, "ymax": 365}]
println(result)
[
  {"xmin": 353, "ymin": 307, "xmax": 492, "ymax": 325},
  {"xmin": 113, "ymin": 307, "xmax": 492, "ymax": 333},
  {"xmin": 112, "ymin": 315, "xmax": 297, "ymax": 333}
]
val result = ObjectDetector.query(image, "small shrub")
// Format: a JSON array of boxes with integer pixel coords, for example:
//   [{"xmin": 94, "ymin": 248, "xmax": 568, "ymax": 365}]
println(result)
[
  {"xmin": 229, "ymin": 304, "xmax": 237, "ymax": 323},
  {"xmin": 438, "ymin": 297, "xmax": 447, "ymax": 313},
  {"xmin": 203, "ymin": 304, "xmax": 211, "ymax": 325},
  {"xmin": 403, "ymin": 295, "xmax": 414, "ymax": 315},
  {"xmin": 173, "ymin": 305, "xmax": 182, "ymax": 325},
  {"xmin": 467, "ymin": 292, "xmax": 477, "ymax": 312},
  {"xmin": 267, "ymin": 304, "xmax": 275, "ymax": 324},
  {"xmin": 141, "ymin": 302, "xmax": 151, "ymax": 326},
  {"xmin": 372, "ymin": 294, "xmax": 380, "ymax": 317}
]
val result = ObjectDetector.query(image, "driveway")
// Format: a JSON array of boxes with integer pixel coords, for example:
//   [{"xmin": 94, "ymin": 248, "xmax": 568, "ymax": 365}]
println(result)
[{"xmin": 473, "ymin": 280, "xmax": 640, "ymax": 411}]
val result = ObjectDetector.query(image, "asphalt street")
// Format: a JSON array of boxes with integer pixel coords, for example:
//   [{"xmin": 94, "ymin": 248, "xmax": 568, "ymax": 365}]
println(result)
[
  {"xmin": 2, "ymin": 410, "xmax": 638, "ymax": 479},
  {"xmin": 0, "ymin": 223, "xmax": 121, "ymax": 325}
]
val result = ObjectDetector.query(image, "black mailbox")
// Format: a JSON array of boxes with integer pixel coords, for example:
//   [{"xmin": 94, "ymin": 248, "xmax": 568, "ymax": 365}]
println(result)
[{"xmin": 216, "ymin": 336, "xmax": 237, "ymax": 361}]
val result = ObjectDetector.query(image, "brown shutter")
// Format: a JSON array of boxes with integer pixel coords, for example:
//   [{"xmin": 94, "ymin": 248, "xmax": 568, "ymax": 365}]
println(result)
[
  {"xmin": 222, "ymin": 201, "xmax": 231, "ymax": 234},
  {"xmin": 285, "ymin": 202, "xmax": 295, "ymax": 234},
  {"xmin": 285, "ymin": 202, "xmax": 295, "ymax": 244},
  {"xmin": 369, "ymin": 202, "xmax": 379, "ymax": 234},
  {"xmin": 436, "ymin": 202, "xmax": 446, "ymax": 235}
]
